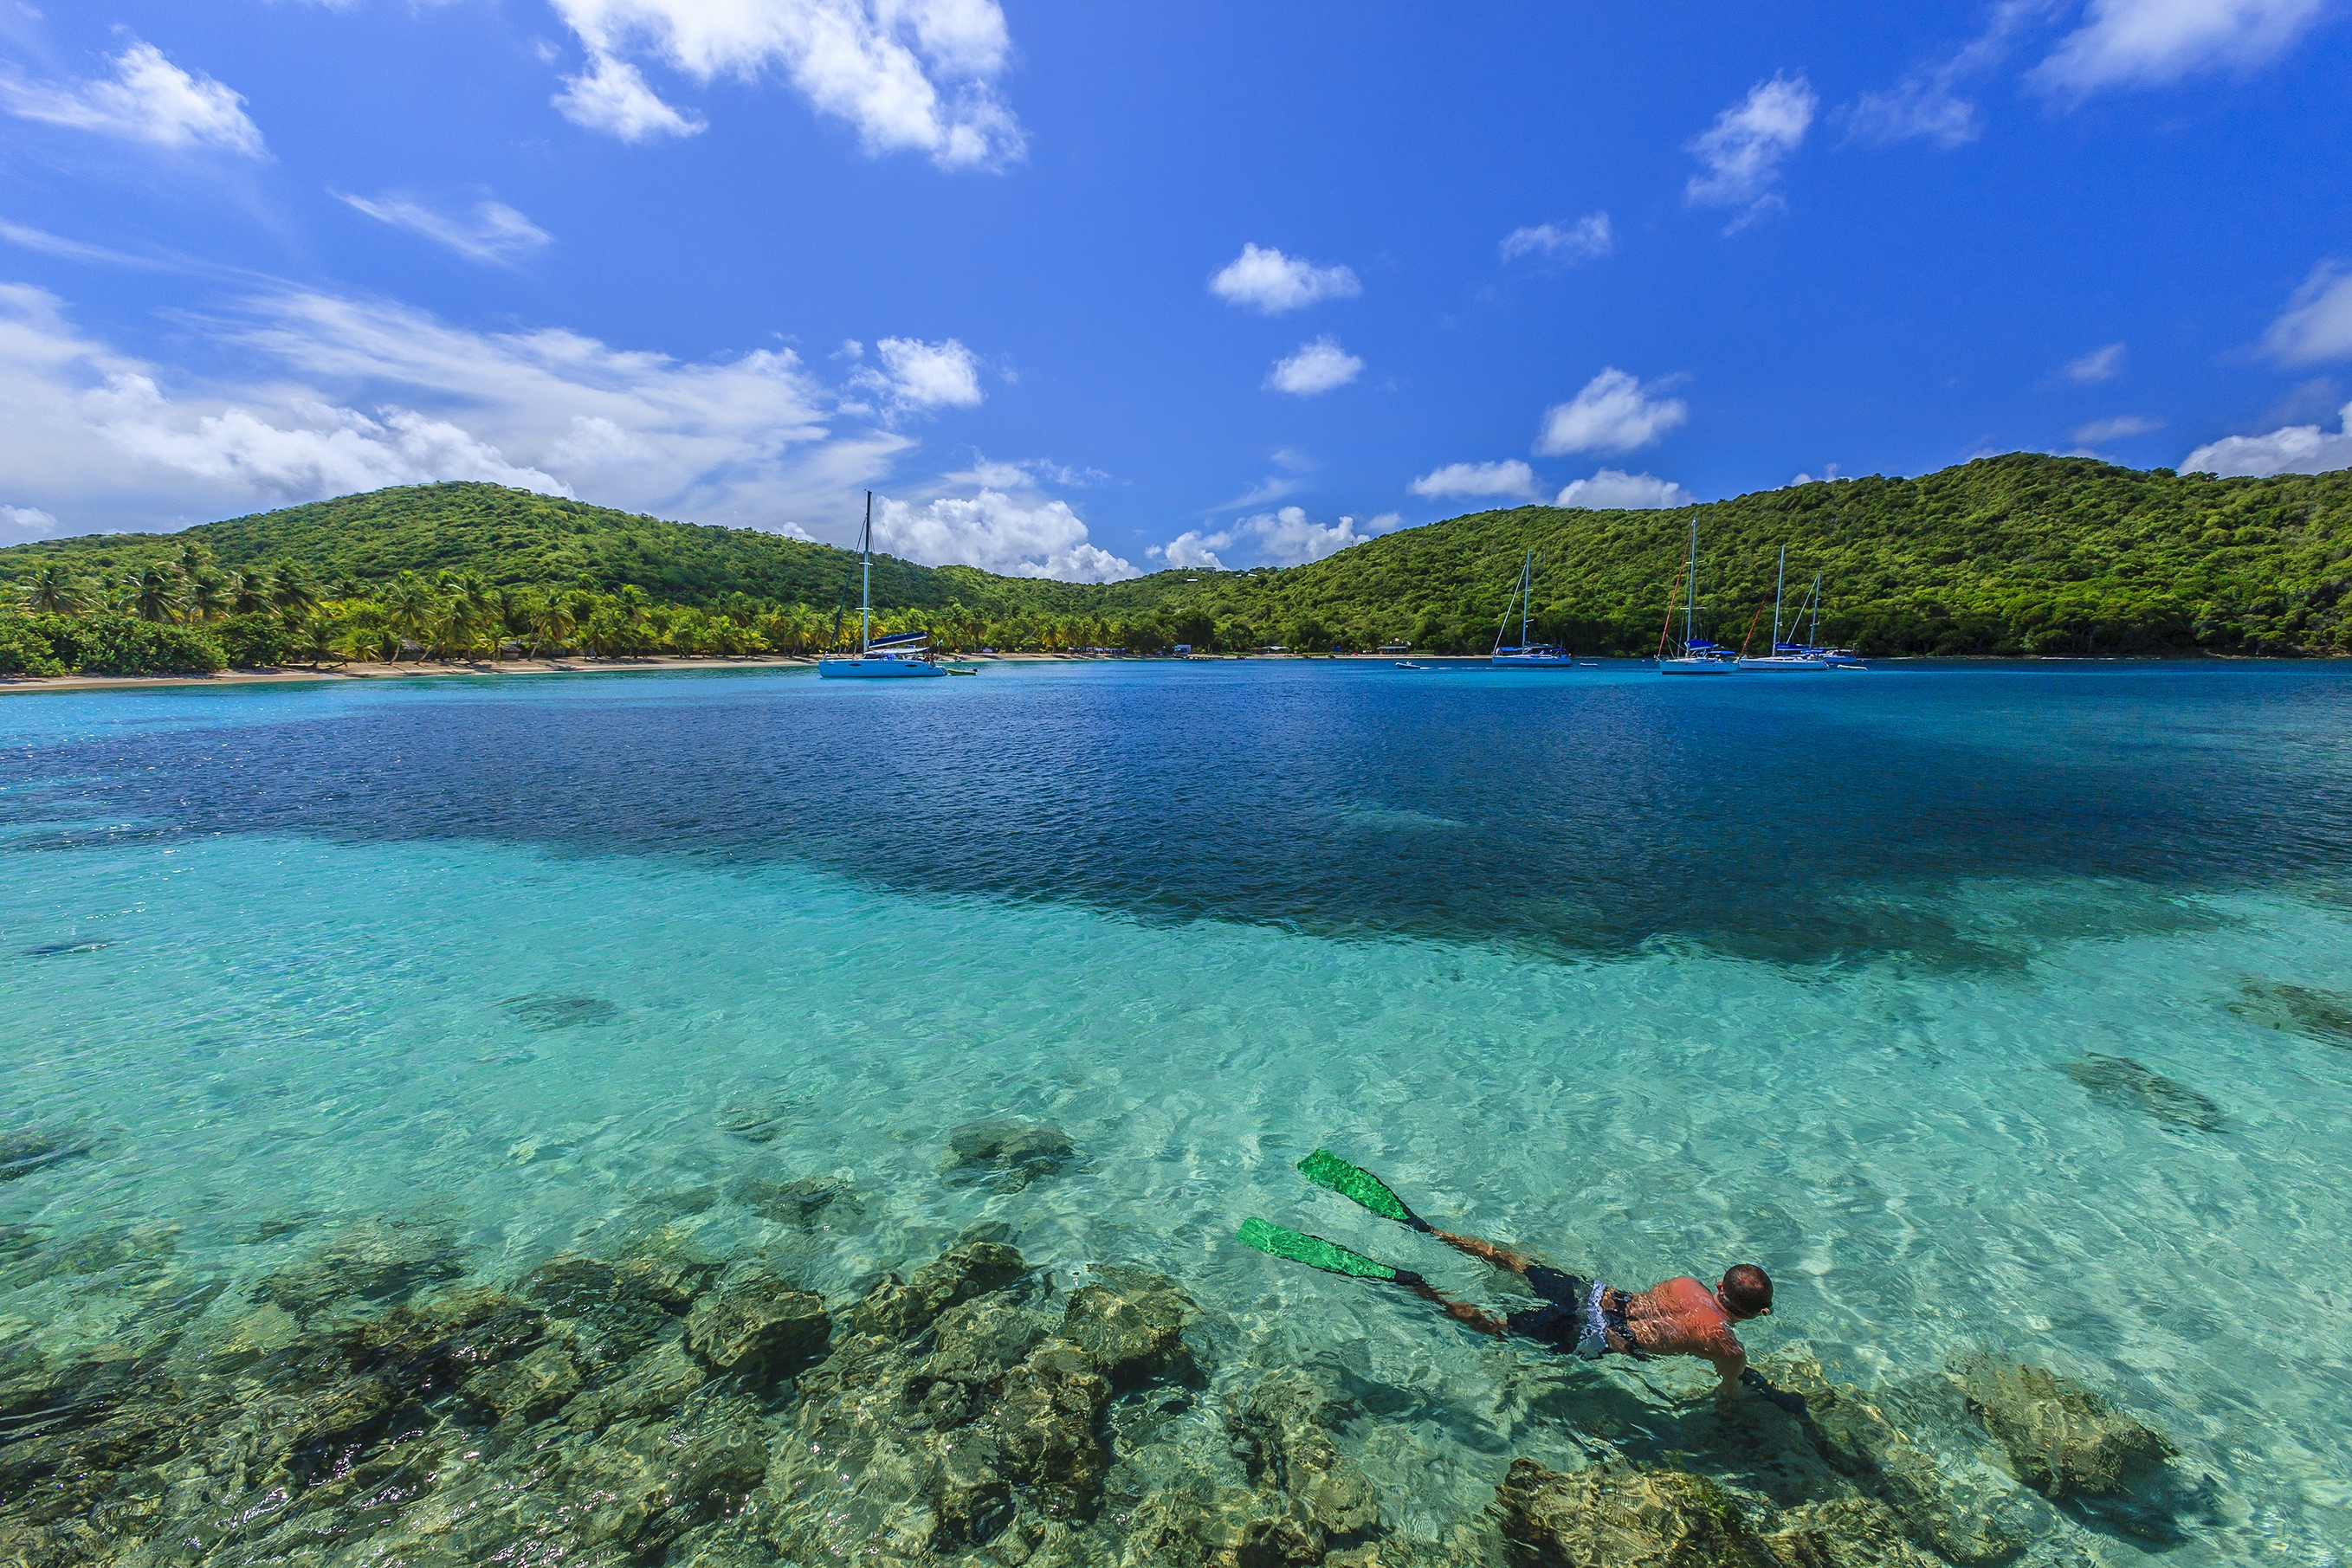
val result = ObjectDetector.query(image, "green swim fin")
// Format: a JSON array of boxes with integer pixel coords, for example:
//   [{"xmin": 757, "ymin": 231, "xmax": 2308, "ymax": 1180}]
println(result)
[
  {"xmin": 1297, "ymin": 1149, "xmax": 1431, "ymax": 1231},
  {"xmin": 1236, "ymin": 1216, "xmax": 1424, "ymax": 1286}
]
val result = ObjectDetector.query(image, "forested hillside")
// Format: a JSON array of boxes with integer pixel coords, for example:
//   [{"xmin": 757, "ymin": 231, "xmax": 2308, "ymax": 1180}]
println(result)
[{"xmin": 5, "ymin": 454, "xmax": 2349, "ymax": 659}]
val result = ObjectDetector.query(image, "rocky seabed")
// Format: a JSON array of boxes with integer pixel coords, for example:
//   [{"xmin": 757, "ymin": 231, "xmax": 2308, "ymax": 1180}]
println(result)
[{"xmin": 0, "ymin": 1126, "xmax": 2213, "ymax": 1568}]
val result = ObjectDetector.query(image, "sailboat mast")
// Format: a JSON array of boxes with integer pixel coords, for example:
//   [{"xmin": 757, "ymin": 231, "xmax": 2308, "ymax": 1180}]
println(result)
[
  {"xmin": 1683, "ymin": 518, "xmax": 1698, "ymax": 653},
  {"xmin": 1810, "ymin": 571, "xmax": 1823, "ymax": 646},
  {"xmin": 1772, "ymin": 545, "xmax": 1787, "ymax": 650},
  {"xmin": 1522, "ymin": 551, "xmax": 1532, "ymax": 650},
  {"xmin": 860, "ymin": 491, "xmax": 872, "ymax": 655}
]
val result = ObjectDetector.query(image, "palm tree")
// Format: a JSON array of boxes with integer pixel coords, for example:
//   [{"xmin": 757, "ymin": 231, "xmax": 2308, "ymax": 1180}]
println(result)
[
  {"xmin": 286, "ymin": 612, "xmax": 339, "ymax": 668},
  {"xmin": 184, "ymin": 574, "xmax": 230, "ymax": 623},
  {"xmin": 19, "ymin": 564, "xmax": 82, "ymax": 614},
  {"xmin": 526, "ymin": 591, "xmax": 575, "ymax": 658},
  {"xmin": 381, "ymin": 572, "xmax": 436, "ymax": 661},
  {"xmin": 336, "ymin": 623, "xmax": 399, "ymax": 664},
  {"xmin": 124, "ymin": 567, "xmax": 183, "ymax": 623},
  {"xmin": 228, "ymin": 571, "xmax": 273, "ymax": 616},
  {"xmin": 271, "ymin": 566, "xmax": 320, "ymax": 620}
]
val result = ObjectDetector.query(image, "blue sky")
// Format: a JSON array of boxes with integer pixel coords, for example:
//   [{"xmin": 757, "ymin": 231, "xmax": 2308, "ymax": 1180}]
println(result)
[{"xmin": 2, "ymin": 1, "xmax": 2349, "ymax": 579}]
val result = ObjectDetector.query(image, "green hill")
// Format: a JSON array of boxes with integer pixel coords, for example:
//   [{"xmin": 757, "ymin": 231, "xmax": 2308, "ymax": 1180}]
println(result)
[{"xmin": 4, "ymin": 454, "xmax": 2349, "ymax": 656}]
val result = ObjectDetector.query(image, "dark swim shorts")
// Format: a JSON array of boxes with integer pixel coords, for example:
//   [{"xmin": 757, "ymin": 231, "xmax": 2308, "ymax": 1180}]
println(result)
[{"xmin": 1506, "ymin": 1264, "xmax": 1644, "ymax": 1359}]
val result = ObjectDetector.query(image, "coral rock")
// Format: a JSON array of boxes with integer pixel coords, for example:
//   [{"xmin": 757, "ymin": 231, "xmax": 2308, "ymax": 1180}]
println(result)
[
  {"xmin": 942, "ymin": 1116, "xmax": 1076, "ymax": 1189},
  {"xmin": 683, "ymin": 1271, "xmax": 829, "ymax": 1389},
  {"xmin": 1955, "ymin": 1354, "xmax": 2177, "ymax": 1500},
  {"xmin": 1494, "ymin": 1458, "xmax": 1777, "ymax": 1568},
  {"xmin": 1063, "ymin": 1265, "xmax": 1202, "ymax": 1388}
]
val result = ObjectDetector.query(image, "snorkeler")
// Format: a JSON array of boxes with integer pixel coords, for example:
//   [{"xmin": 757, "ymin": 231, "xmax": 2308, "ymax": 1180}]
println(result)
[{"xmin": 1237, "ymin": 1151, "xmax": 1772, "ymax": 1402}]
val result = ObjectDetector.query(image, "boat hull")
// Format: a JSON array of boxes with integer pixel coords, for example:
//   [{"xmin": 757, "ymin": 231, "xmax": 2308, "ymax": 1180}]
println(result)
[
  {"xmin": 817, "ymin": 658, "xmax": 946, "ymax": 679},
  {"xmin": 1489, "ymin": 655, "xmax": 1580, "ymax": 669},
  {"xmin": 1657, "ymin": 658, "xmax": 1739, "ymax": 675},
  {"xmin": 1735, "ymin": 656, "xmax": 1833, "ymax": 672}
]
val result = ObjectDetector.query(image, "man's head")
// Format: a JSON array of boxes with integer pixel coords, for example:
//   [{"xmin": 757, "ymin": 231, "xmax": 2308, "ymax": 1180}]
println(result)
[{"xmin": 1718, "ymin": 1264, "xmax": 1773, "ymax": 1320}]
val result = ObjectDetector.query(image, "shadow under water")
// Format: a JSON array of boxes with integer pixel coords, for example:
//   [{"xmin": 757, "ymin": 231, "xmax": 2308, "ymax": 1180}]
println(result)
[{"xmin": 6, "ymin": 664, "xmax": 2344, "ymax": 973}]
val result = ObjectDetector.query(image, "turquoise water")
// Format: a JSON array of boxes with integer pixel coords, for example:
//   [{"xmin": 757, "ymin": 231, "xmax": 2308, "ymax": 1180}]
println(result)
[{"xmin": 4, "ymin": 661, "xmax": 2352, "ymax": 1564}]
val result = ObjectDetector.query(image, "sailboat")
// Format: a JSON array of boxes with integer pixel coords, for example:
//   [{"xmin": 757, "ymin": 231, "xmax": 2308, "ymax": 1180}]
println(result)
[
  {"xmin": 1657, "ymin": 518, "xmax": 1739, "ymax": 674},
  {"xmin": 1737, "ymin": 547, "xmax": 1833, "ymax": 672},
  {"xmin": 1490, "ymin": 550, "xmax": 1576, "ymax": 668},
  {"xmin": 817, "ymin": 494, "xmax": 947, "ymax": 680}
]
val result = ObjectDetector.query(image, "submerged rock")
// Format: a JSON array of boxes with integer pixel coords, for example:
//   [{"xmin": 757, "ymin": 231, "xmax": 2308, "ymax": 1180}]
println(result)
[
  {"xmin": 728, "ymin": 1170, "xmax": 861, "ymax": 1227},
  {"xmin": 0, "ymin": 1124, "xmax": 98, "ymax": 1183},
  {"xmin": 682, "ymin": 1268, "xmax": 829, "ymax": 1389},
  {"xmin": 251, "ymin": 1216, "xmax": 466, "ymax": 1318},
  {"xmin": 1494, "ymin": 1457, "xmax": 1776, "ymax": 1568},
  {"xmin": 498, "ymin": 991, "xmax": 619, "ymax": 1030},
  {"xmin": 1763, "ymin": 1498, "xmax": 1946, "ymax": 1568},
  {"xmin": 1741, "ymin": 1351, "xmax": 2058, "ymax": 1566},
  {"xmin": 2062, "ymin": 1055, "xmax": 2225, "ymax": 1132},
  {"xmin": 839, "ymin": 1239, "xmax": 1030, "ymax": 1341},
  {"xmin": 714, "ymin": 1094, "xmax": 798, "ymax": 1144},
  {"xmin": 1063, "ymin": 1265, "xmax": 1205, "ymax": 1389},
  {"xmin": 943, "ymin": 1115, "xmax": 1076, "ymax": 1189},
  {"xmin": 2230, "ymin": 979, "xmax": 2352, "ymax": 1046},
  {"xmin": 1231, "ymin": 1371, "xmax": 1382, "ymax": 1551},
  {"xmin": 524, "ymin": 1249, "xmax": 715, "ymax": 1369},
  {"xmin": 1955, "ymin": 1354, "xmax": 2177, "ymax": 1501}
]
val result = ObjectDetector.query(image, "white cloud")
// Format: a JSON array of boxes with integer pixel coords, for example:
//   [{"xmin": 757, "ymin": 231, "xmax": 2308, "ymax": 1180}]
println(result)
[
  {"xmin": 873, "ymin": 488, "xmax": 1132, "ymax": 581},
  {"xmin": 0, "ymin": 281, "xmax": 923, "ymax": 539},
  {"xmin": 2072, "ymin": 414, "xmax": 2163, "ymax": 442},
  {"xmin": 1208, "ymin": 243, "xmax": 1361, "ymax": 313},
  {"xmin": 97, "ymin": 384, "xmax": 565, "ymax": 498},
  {"xmin": 2260, "ymin": 262, "xmax": 2352, "ymax": 365},
  {"xmin": 1499, "ymin": 213, "xmax": 1612, "ymax": 265},
  {"xmin": 1150, "ymin": 528, "xmax": 1231, "ymax": 571},
  {"xmin": 1151, "ymin": 508, "xmax": 1404, "ymax": 571},
  {"xmin": 2181, "ymin": 401, "xmax": 2352, "ymax": 477},
  {"xmin": 553, "ymin": 51, "xmax": 707, "ymax": 141},
  {"xmin": 2062, "ymin": 341, "xmax": 2128, "ymax": 383},
  {"xmin": 1266, "ymin": 337, "xmax": 1363, "ymax": 396},
  {"xmin": 1406, "ymin": 460, "xmax": 1541, "ymax": 500},
  {"xmin": 547, "ymin": 0, "xmax": 1023, "ymax": 167},
  {"xmin": 1536, "ymin": 368, "xmax": 1688, "ymax": 455},
  {"xmin": 1685, "ymin": 74, "xmax": 1817, "ymax": 230},
  {"xmin": 1238, "ymin": 506, "xmax": 1396, "ymax": 566},
  {"xmin": 1555, "ymin": 469, "xmax": 1696, "ymax": 509},
  {"xmin": 942, "ymin": 454, "xmax": 1105, "ymax": 489},
  {"xmin": 337, "ymin": 190, "xmax": 552, "ymax": 266},
  {"xmin": 1, "ymin": 40, "xmax": 263, "ymax": 155},
  {"xmin": 2, "ymin": 503, "xmax": 60, "ymax": 542},
  {"xmin": 850, "ymin": 335, "xmax": 983, "ymax": 416},
  {"xmin": 1845, "ymin": 75, "xmax": 1982, "ymax": 148},
  {"xmin": 1843, "ymin": 1, "xmax": 2046, "ymax": 148},
  {"xmin": 2031, "ymin": 0, "xmax": 2329, "ymax": 98}
]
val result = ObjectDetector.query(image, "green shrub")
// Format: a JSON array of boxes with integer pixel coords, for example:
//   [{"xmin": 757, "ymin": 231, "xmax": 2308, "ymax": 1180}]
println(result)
[
  {"xmin": 0, "ymin": 615, "xmax": 68, "ymax": 676},
  {"xmin": 32, "ymin": 613, "xmax": 228, "ymax": 675},
  {"xmin": 212, "ymin": 612, "xmax": 294, "ymax": 668}
]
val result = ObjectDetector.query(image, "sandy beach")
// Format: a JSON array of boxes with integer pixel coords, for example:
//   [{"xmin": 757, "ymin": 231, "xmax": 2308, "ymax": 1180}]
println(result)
[{"xmin": 0, "ymin": 649, "xmax": 1209, "ymax": 694}]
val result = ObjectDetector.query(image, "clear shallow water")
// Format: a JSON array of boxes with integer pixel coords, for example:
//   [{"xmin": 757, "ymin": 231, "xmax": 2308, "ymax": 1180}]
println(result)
[{"xmin": 4, "ymin": 660, "xmax": 2352, "ymax": 1564}]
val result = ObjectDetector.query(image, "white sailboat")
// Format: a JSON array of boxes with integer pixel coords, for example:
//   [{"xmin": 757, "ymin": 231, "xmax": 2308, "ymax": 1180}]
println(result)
[
  {"xmin": 1738, "ymin": 546, "xmax": 1833, "ymax": 672},
  {"xmin": 817, "ymin": 493, "xmax": 947, "ymax": 680},
  {"xmin": 1490, "ymin": 550, "xmax": 1576, "ymax": 668},
  {"xmin": 1657, "ymin": 518, "xmax": 1739, "ymax": 675}
]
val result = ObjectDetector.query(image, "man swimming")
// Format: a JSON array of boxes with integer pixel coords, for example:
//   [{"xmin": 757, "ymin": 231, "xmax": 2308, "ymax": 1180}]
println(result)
[{"xmin": 1237, "ymin": 1150, "xmax": 1773, "ymax": 1402}]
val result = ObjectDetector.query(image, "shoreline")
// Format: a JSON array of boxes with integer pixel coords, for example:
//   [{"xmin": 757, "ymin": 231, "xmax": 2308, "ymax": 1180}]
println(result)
[
  {"xmin": 0, "ymin": 649, "xmax": 1177, "ymax": 695},
  {"xmin": 3, "ymin": 648, "xmax": 2334, "ymax": 695}
]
